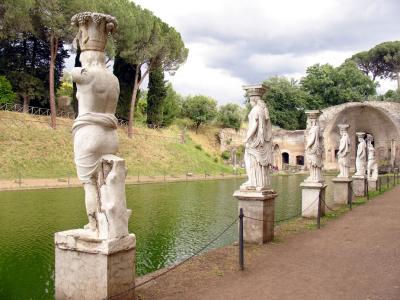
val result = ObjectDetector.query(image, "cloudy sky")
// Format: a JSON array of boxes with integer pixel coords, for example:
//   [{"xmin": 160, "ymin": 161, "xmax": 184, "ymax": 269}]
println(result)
[{"xmin": 133, "ymin": 0, "xmax": 400, "ymax": 104}]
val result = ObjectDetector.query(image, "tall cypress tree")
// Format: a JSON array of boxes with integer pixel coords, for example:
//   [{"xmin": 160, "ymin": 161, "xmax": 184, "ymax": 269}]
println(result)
[
  {"xmin": 113, "ymin": 55, "xmax": 140, "ymax": 120},
  {"xmin": 146, "ymin": 65, "xmax": 166, "ymax": 128}
]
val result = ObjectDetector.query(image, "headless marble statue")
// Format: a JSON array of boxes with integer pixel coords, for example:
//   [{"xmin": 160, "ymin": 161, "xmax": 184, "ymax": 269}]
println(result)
[{"xmin": 71, "ymin": 12, "xmax": 130, "ymax": 239}]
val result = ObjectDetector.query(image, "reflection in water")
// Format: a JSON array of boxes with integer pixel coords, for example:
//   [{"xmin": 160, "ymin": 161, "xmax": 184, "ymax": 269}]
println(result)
[{"xmin": 0, "ymin": 174, "xmax": 334, "ymax": 299}]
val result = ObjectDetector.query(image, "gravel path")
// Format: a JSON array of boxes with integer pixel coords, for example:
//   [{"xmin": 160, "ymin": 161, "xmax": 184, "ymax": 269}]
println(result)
[{"xmin": 137, "ymin": 186, "xmax": 400, "ymax": 300}]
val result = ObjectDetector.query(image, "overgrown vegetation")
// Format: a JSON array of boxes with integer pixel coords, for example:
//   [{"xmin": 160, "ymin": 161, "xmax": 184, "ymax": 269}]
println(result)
[{"xmin": 0, "ymin": 111, "xmax": 232, "ymax": 179}]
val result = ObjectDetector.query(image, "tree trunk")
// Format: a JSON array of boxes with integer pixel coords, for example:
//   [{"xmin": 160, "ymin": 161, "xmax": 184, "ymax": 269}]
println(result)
[
  {"xmin": 127, "ymin": 64, "xmax": 151, "ymax": 138},
  {"xmin": 397, "ymin": 72, "xmax": 400, "ymax": 91},
  {"xmin": 22, "ymin": 95, "xmax": 30, "ymax": 113},
  {"xmin": 128, "ymin": 68, "xmax": 140, "ymax": 138},
  {"xmin": 49, "ymin": 34, "xmax": 58, "ymax": 129},
  {"xmin": 72, "ymin": 44, "xmax": 81, "ymax": 117}
]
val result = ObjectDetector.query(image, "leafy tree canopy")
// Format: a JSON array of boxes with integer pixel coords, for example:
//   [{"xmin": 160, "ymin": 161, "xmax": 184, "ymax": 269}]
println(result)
[
  {"xmin": 217, "ymin": 103, "xmax": 243, "ymax": 131},
  {"xmin": 263, "ymin": 77, "xmax": 309, "ymax": 130},
  {"xmin": 300, "ymin": 61, "xmax": 376, "ymax": 108},
  {"xmin": 182, "ymin": 95, "xmax": 217, "ymax": 133}
]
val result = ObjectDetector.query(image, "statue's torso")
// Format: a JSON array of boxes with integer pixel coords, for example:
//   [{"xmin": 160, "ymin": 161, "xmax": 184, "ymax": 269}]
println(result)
[{"xmin": 76, "ymin": 66, "xmax": 119, "ymax": 116}]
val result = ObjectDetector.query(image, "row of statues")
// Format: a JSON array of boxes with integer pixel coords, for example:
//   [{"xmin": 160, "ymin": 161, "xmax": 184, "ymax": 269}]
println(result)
[{"xmin": 239, "ymin": 88, "xmax": 379, "ymax": 190}]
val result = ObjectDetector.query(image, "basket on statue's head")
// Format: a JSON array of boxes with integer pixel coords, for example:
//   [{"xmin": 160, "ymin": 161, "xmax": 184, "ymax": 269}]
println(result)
[{"xmin": 71, "ymin": 12, "xmax": 118, "ymax": 52}]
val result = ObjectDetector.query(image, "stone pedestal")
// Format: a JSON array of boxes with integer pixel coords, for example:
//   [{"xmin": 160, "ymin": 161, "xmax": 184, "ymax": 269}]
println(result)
[
  {"xmin": 368, "ymin": 178, "xmax": 377, "ymax": 191},
  {"xmin": 300, "ymin": 181, "xmax": 327, "ymax": 218},
  {"xmin": 332, "ymin": 177, "xmax": 352, "ymax": 204},
  {"xmin": 352, "ymin": 175, "xmax": 366, "ymax": 196},
  {"xmin": 233, "ymin": 189, "xmax": 277, "ymax": 244},
  {"xmin": 55, "ymin": 229, "xmax": 136, "ymax": 300}
]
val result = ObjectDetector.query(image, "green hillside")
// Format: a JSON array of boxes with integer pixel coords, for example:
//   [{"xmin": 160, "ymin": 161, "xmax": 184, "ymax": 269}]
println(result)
[{"xmin": 0, "ymin": 111, "xmax": 232, "ymax": 180}]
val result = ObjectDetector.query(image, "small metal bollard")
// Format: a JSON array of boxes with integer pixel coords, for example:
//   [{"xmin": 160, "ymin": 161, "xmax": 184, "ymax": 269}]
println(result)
[
  {"xmin": 348, "ymin": 188, "xmax": 353, "ymax": 210},
  {"xmin": 317, "ymin": 192, "xmax": 321, "ymax": 229},
  {"xmin": 366, "ymin": 180, "xmax": 369, "ymax": 201},
  {"xmin": 239, "ymin": 208, "xmax": 244, "ymax": 271},
  {"xmin": 379, "ymin": 177, "xmax": 382, "ymax": 193}
]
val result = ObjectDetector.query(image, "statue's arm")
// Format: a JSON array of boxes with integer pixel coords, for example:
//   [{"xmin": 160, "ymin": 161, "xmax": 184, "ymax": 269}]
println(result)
[
  {"xmin": 245, "ymin": 117, "xmax": 258, "ymax": 142},
  {"xmin": 71, "ymin": 67, "xmax": 92, "ymax": 84},
  {"xmin": 306, "ymin": 129, "xmax": 316, "ymax": 149}
]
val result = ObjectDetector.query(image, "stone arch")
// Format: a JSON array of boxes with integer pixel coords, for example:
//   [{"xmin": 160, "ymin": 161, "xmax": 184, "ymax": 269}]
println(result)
[{"xmin": 319, "ymin": 102, "xmax": 400, "ymax": 170}]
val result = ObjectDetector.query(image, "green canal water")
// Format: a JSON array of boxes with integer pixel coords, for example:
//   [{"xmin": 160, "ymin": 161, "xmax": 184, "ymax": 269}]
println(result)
[{"xmin": 0, "ymin": 175, "xmax": 334, "ymax": 299}]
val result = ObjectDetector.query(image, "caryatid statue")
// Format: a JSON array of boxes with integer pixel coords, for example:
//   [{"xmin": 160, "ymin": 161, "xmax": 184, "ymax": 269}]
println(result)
[
  {"xmin": 305, "ymin": 111, "xmax": 323, "ymax": 182},
  {"xmin": 71, "ymin": 12, "xmax": 130, "ymax": 239},
  {"xmin": 241, "ymin": 84, "xmax": 272, "ymax": 191},
  {"xmin": 354, "ymin": 132, "xmax": 367, "ymax": 176},
  {"xmin": 337, "ymin": 124, "xmax": 350, "ymax": 178},
  {"xmin": 367, "ymin": 134, "xmax": 378, "ymax": 180}
]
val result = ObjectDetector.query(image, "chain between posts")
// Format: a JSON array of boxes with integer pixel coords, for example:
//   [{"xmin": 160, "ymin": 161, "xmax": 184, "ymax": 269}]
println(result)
[{"xmin": 105, "ymin": 216, "xmax": 239, "ymax": 300}]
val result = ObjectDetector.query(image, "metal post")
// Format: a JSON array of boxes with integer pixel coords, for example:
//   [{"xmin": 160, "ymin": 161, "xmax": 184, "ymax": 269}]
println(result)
[
  {"xmin": 379, "ymin": 177, "xmax": 382, "ymax": 193},
  {"xmin": 317, "ymin": 192, "xmax": 321, "ymax": 229},
  {"xmin": 366, "ymin": 179, "xmax": 369, "ymax": 201},
  {"xmin": 387, "ymin": 175, "xmax": 389, "ymax": 189},
  {"xmin": 239, "ymin": 208, "xmax": 244, "ymax": 271},
  {"xmin": 348, "ymin": 183, "xmax": 352, "ymax": 210}
]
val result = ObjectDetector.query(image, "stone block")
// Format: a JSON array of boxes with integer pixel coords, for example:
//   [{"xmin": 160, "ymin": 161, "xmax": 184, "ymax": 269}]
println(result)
[
  {"xmin": 300, "ymin": 182, "xmax": 327, "ymax": 218},
  {"xmin": 233, "ymin": 189, "xmax": 277, "ymax": 244},
  {"xmin": 368, "ymin": 179, "xmax": 377, "ymax": 191},
  {"xmin": 332, "ymin": 177, "xmax": 352, "ymax": 204},
  {"xmin": 55, "ymin": 230, "xmax": 136, "ymax": 300},
  {"xmin": 352, "ymin": 175, "xmax": 366, "ymax": 197}
]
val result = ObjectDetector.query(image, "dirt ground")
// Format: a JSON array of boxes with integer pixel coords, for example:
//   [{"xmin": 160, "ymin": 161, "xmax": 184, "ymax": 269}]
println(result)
[{"xmin": 135, "ymin": 186, "xmax": 400, "ymax": 300}]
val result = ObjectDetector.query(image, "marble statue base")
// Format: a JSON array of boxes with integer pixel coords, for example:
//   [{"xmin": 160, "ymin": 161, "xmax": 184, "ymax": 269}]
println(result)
[
  {"xmin": 352, "ymin": 175, "xmax": 366, "ymax": 196},
  {"xmin": 55, "ymin": 229, "xmax": 136, "ymax": 300},
  {"xmin": 233, "ymin": 189, "xmax": 277, "ymax": 244},
  {"xmin": 300, "ymin": 181, "xmax": 327, "ymax": 218},
  {"xmin": 332, "ymin": 177, "xmax": 352, "ymax": 204},
  {"xmin": 368, "ymin": 178, "xmax": 377, "ymax": 191}
]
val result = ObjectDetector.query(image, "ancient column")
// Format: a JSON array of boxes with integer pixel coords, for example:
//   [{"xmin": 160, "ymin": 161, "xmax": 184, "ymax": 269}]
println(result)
[
  {"xmin": 55, "ymin": 12, "xmax": 135, "ymax": 300},
  {"xmin": 332, "ymin": 124, "xmax": 352, "ymax": 204},
  {"xmin": 300, "ymin": 110, "xmax": 327, "ymax": 218},
  {"xmin": 352, "ymin": 132, "xmax": 367, "ymax": 196},
  {"xmin": 367, "ymin": 134, "xmax": 378, "ymax": 191},
  {"xmin": 233, "ymin": 84, "xmax": 277, "ymax": 244}
]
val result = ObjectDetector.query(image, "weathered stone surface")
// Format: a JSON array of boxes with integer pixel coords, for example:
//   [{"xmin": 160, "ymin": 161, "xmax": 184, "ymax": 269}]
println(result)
[
  {"xmin": 241, "ymin": 84, "xmax": 272, "ymax": 190},
  {"xmin": 368, "ymin": 179, "xmax": 377, "ymax": 191},
  {"xmin": 332, "ymin": 177, "xmax": 352, "ymax": 204},
  {"xmin": 55, "ymin": 232, "xmax": 136, "ymax": 300},
  {"xmin": 352, "ymin": 175, "xmax": 366, "ymax": 197},
  {"xmin": 300, "ymin": 182, "xmax": 327, "ymax": 218},
  {"xmin": 337, "ymin": 124, "xmax": 351, "ymax": 178},
  {"xmin": 304, "ymin": 110, "xmax": 323, "ymax": 183},
  {"xmin": 233, "ymin": 189, "xmax": 277, "ymax": 244}
]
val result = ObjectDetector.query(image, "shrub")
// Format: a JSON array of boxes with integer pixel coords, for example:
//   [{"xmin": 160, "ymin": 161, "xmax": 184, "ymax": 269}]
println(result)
[
  {"xmin": 195, "ymin": 144, "xmax": 202, "ymax": 151},
  {"xmin": 221, "ymin": 150, "xmax": 231, "ymax": 160},
  {"xmin": 0, "ymin": 76, "xmax": 16, "ymax": 105}
]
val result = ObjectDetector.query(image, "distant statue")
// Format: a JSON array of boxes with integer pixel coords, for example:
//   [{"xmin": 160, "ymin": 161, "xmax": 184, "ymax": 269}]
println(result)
[
  {"xmin": 367, "ymin": 134, "xmax": 378, "ymax": 180},
  {"xmin": 354, "ymin": 132, "xmax": 367, "ymax": 176},
  {"xmin": 71, "ymin": 12, "xmax": 130, "ymax": 239},
  {"xmin": 337, "ymin": 124, "xmax": 350, "ymax": 178},
  {"xmin": 241, "ymin": 85, "xmax": 272, "ymax": 191},
  {"xmin": 305, "ymin": 111, "xmax": 323, "ymax": 182}
]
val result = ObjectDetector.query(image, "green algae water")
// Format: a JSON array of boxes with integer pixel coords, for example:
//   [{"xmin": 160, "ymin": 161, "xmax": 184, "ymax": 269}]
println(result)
[{"xmin": 0, "ymin": 175, "xmax": 334, "ymax": 299}]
